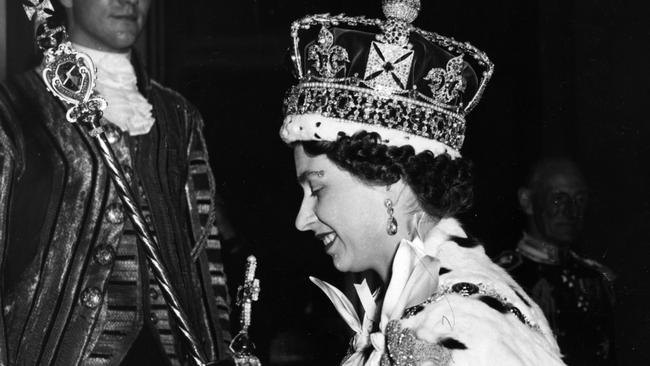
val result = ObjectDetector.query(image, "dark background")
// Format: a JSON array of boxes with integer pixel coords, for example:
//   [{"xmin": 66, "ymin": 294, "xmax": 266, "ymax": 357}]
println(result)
[{"xmin": 6, "ymin": 1, "xmax": 650, "ymax": 365}]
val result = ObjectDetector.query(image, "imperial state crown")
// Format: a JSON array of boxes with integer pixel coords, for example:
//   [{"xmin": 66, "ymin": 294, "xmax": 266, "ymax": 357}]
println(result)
[{"xmin": 280, "ymin": 0, "xmax": 494, "ymax": 157}]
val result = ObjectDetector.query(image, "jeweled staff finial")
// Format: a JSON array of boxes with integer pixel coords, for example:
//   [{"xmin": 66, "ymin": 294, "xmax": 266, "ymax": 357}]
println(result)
[
  {"xmin": 238, "ymin": 256, "xmax": 260, "ymax": 332},
  {"xmin": 22, "ymin": 0, "xmax": 54, "ymax": 23},
  {"xmin": 230, "ymin": 256, "xmax": 261, "ymax": 366},
  {"xmin": 382, "ymin": 0, "xmax": 421, "ymax": 23}
]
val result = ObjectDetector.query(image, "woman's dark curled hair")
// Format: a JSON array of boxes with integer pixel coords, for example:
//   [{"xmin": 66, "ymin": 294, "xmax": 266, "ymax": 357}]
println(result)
[{"xmin": 302, "ymin": 131, "xmax": 473, "ymax": 218}]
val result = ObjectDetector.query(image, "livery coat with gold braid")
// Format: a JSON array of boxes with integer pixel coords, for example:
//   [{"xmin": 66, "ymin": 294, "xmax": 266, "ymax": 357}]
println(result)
[{"xmin": 0, "ymin": 55, "xmax": 231, "ymax": 365}]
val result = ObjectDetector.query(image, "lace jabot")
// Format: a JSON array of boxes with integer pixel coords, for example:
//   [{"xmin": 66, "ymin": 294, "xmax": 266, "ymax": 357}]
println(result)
[{"xmin": 73, "ymin": 44, "xmax": 155, "ymax": 136}]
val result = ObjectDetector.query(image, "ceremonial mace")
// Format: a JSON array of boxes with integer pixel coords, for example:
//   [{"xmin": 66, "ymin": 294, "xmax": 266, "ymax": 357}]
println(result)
[{"xmin": 21, "ymin": 1, "xmax": 261, "ymax": 365}]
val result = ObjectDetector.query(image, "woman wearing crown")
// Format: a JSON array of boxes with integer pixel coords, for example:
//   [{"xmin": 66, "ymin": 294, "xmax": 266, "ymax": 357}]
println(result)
[{"xmin": 279, "ymin": 1, "xmax": 567, "ymax": 365}]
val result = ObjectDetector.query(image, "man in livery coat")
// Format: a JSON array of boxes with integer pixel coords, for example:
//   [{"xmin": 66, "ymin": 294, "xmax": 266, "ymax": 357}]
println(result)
[
  {"xmin": 0, "ymin": 0, "xmax": 233, "ymax": 364},
  {"xmin": 497, "ymin": 158, "xmax": 617, "ymax": 365}
]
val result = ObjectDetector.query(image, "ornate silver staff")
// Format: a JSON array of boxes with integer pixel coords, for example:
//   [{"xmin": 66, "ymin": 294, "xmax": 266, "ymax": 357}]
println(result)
[
  {"xmin": 230, "ymin": 256, "xmax": 261, "ymax": 366},
  {"xmin": 22, "ymin": 2, "xmax": 210, "ymax": 365}
]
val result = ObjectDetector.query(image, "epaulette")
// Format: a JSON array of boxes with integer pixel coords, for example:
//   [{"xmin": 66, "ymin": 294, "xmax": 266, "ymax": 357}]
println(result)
[
  {"xmin": 494, "ymin": 250, "xmax": 523, "ymax": 271},
  {"xmin": 571, "ymin": 252, "xmax": 617, "ymax": 283}
]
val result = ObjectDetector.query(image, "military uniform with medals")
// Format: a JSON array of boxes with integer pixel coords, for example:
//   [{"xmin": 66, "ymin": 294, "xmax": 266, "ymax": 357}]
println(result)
[{"xmin": 496, "ymin": 233, "xmax": 616, "ymax": 366}]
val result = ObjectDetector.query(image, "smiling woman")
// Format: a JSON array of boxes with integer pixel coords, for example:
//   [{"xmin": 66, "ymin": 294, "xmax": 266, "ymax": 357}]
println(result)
[
  {"xmin": 294, "ymin": 132, "xmax": 472, "ymax": 281},
  {"xmin": 294, "ymin": 139, "xmax": 402, "ymax": 278},
  {"xmin": 279, "ymin": 0, "xmax": 567, "ymax": 365}
]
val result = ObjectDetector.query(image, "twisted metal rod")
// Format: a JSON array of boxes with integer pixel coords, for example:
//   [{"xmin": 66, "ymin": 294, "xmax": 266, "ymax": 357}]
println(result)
[
  {"xmin": 82, "ymin": 114, "xmax": 209, "ymax": 366},
  {"xmin": 23, "ymin": 9, "xmax": 215, "ymax": 364}
]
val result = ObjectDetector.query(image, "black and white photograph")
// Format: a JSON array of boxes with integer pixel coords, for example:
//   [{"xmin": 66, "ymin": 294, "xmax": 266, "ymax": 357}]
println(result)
[{"xmin": 0, "ymin": 0, "xmax": 648, "ymax": 365}]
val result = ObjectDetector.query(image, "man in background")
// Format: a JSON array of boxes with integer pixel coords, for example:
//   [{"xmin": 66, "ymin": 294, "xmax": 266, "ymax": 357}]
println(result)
[
  {"xmin": 497, "ymin": 158, "xmax": 616, "ymax": 365},
  {"xmin": 0, "ymin": 0, "xmax": 234, "ymax": 364}
]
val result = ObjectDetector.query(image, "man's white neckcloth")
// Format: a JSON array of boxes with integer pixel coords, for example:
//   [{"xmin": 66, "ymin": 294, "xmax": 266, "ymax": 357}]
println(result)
[{"xmin": 74, "ymin": 44, "xmax": 155, "ymax": 136}]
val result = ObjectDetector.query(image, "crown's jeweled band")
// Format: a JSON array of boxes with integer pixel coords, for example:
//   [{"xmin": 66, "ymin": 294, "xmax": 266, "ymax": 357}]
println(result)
[
  {"xmin": 289, "ymin": 14, "xmax": 494, "ymax": 114},
  {"xmin": 285, "ymin": 12, "xmax": 494, "ymax": 155},
  {"xmin": 283, "ymin": 82, "xmax": 466, "ymax": 150}
]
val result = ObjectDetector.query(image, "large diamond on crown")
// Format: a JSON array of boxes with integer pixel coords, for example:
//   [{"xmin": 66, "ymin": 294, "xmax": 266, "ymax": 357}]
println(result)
[{"xmin": 363, "ymin": 41, "xmax": 414, "ymax": 94}]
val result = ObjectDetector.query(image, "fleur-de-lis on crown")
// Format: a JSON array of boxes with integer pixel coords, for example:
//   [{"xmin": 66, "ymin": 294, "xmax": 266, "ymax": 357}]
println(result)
[
  {"xmin": 307, "ymin": 26, "xmax": 350, "ymax": 79},
  {"xmin": 424, "ymin": 55, "xmax": 467, "ymax": 105},
  {"xmin": 22, "ymin": 0, "xmax": 54, "ymax": 22}
]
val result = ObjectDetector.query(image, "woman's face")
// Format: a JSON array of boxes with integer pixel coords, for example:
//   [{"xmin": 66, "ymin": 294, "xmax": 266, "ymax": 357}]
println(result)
[{"xmin": 293, "ymin": 145, "xmax": 395, "ymax": 274}]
